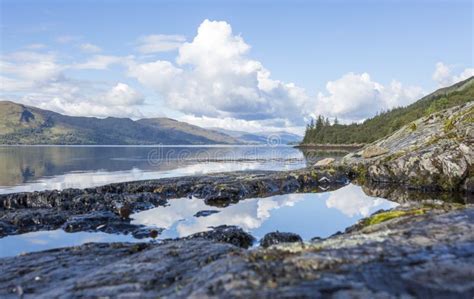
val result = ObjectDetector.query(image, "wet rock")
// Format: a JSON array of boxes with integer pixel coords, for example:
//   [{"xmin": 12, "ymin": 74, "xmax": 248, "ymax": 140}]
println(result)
[
  {"xmin": 1, "ymin": 206, "xmax": 472, "ymax": 298},
  {"xmin": 314, "ymin": 157, "xmax": 335, "ymax": 167},
  {"xmin": 260, "ymin": 231, "xmax": 303, "ymax": 248},
  {"xmin": 132, "ymin": 227, "xmax": 163, "ymax": 239},
  {"xmin": 0, "ymin": 220, "xmax": 15, "ymax": 237},
  {"xmin": 184, "ymin": 225, "xmax": 255, "ymax": 249},
  {"xmin": 0, "ymin": 168, "xmax": 350, "ymax": 237},
  {"xmin": 117, "ymin": 204, "xmax": 132, "ymax": 219},
  {"xmin": 194, "ymin": 210, "xmax": 220, "ymax": 217},
  {"xmin": 62, "ymin": 211, "xmax": 144, "ymax": 236}
]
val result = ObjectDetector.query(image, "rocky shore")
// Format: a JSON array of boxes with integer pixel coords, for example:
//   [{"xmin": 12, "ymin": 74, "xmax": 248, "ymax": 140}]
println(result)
[
  {"xmin": 0, "ymin": 202, "xmax": 472, "ymax": 298},
  {"xmin": 0, "ymin": 168, "xmax": 351, "ymax": 238},
  {"xmin": 342, "ymin": 102, "xmax": 473, "ymax": 193},
  {"xmin": 0, "ymin": 103, "xmax": 473, "ymax": 298}
]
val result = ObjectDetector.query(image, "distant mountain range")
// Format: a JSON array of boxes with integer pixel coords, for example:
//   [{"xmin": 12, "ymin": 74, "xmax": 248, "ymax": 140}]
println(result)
[
  {"xmin": 0, "ymin": 101, "xmax": 302, "ymax": 145},
  {"xmin": 211, "ymin": 128, "xmax": 302, "ymax": 145},
  {"xmin": 0, "ymin": 101, "xmax": 239, "ymax": 145}
]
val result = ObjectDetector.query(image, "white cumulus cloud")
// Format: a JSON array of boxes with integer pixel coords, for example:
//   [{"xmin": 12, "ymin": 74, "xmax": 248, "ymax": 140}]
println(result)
[
  {"xmin": 129, "ymin": 19, "xmax": 309, "ymax": 124},
  {"xmin": 0, "ymin": 50, "xmax": 143, "ymax": 118},
  {"xmin": 104, "ymin": 83, "xmax": 144, "ymax": 106},
  {"xmin": 432, "ymin": 62, "xmax": 474, "ymax": 87},
  {"xmin": 314, "ymin": 72, "xmax": 424, "ymax": 123}
]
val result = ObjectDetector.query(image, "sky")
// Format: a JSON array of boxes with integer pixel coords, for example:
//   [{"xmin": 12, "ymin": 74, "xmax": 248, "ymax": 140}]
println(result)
[{"xmin": 0, "ymin": 0, "xmax": 473, "ymax": 135}]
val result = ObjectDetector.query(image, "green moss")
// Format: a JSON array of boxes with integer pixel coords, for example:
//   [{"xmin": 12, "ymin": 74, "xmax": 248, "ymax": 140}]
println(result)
[
  {"xmin": 409, "ymin": 122, "xmax": 417, "ymax": 132},
  {"xmin": 363, "ymin": 208, "xmax": 425, "ymax": 226},
  {"xmin": 444, "ymin": 118, "xmax": 455, "ymax": 132}
]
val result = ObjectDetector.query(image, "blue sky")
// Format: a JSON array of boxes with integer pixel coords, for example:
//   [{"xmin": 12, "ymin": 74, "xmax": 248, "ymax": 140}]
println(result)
[{"xmin": 1, "ymin": 0, "xmax": 473, "ymax": 134}]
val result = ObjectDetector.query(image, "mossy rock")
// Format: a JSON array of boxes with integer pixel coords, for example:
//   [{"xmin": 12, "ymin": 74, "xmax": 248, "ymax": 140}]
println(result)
[{"xmin": 362, "ymin": 208, "xmax": 426, "ymax": 227}]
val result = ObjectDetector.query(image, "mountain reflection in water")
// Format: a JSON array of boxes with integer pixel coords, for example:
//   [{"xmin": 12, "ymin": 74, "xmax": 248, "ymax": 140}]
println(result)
[{"xmin": 0, "ymin": 145, "xmax": 324, "ymax": 194}]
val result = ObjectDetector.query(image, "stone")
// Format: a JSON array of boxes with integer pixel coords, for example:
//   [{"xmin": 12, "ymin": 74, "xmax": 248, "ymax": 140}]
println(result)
[
  {"xmin": 314, "ymin": 157, "xmax": 335, "ymax": 167},
  {"xmin": 260, "ymin": 231, "xmax": 303, "ymax": 248},
  {"xmin": 184, "ymin": 225, "xmax": 255, "ymax": 249},
  {"xmin": 194, "ymin": 210, "xmax": 220, "ymax": 217},
  {"xmin": 361, "ymin": 146, "xmax": 389, "ymax": 158}
]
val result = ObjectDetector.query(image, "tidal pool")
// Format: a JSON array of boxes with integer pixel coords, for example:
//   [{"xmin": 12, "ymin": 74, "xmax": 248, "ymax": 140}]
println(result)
[
  {"xmin": 132, "ymin": 183, "xmax": 398, "ymax": 240},
  {"xmin": 0, "ymin": 184, "xmax": 398, "ymax": 257}
]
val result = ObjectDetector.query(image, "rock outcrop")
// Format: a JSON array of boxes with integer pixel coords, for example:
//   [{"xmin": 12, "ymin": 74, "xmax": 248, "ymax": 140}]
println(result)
[
  {"xmin": 1, "ymin": 204, "xmax": 472, "ymax": 298},
  {"xmin": 0, "ymin": 168, "xmax": 351, "ymax": 238},
  {"xmin": 343, "ymin": 102, "xmax": 473, "ymax": 193}
]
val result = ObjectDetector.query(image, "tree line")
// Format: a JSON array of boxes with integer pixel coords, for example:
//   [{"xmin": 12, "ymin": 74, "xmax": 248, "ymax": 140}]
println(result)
[{"xmin": 302, "ymin": 77, "xmax": 474, "ymax": 145}]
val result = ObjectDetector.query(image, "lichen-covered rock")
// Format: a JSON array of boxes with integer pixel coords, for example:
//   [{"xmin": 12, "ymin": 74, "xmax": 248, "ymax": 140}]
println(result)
[
  {"xmin": 343, "ymin": 102, "xmax": 474, "ymax": 192},
  {"xmin": 361, "ymin": 146, "xmax": 389, "ymax": 158},
  {"xmin": 314, "ymin": 157, "xmax": 335, "ymax": 167}
]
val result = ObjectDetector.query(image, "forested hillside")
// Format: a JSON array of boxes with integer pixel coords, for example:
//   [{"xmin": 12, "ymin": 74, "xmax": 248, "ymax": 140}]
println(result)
[{"xmin": 302, "ymin": 77, "xmax": 474, "ymax": 145}]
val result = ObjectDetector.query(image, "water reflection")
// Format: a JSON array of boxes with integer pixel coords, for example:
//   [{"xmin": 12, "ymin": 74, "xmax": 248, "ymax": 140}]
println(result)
[
  {"xmin": 0, "ymin": 145, "xmax": 308, "ymax": 194},
  {"xmin": 132, "ymin": 184, "xmax": 398, "ymax": 240},
  {"xmin": 0, "ymin": 184, "xmax": 398, "ymax": 258},
  {"xmin": 0, "ymin": 230, "xmax": 145, "ymax": 258}
]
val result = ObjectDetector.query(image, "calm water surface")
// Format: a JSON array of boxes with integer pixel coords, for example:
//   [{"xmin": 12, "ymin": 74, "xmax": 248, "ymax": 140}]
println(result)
[
  {"xmin": 0, "ymin": 145, "xmax": 321, "ymax": 194},
  {"xmin": 0, "ymin": 145, "xmax": 395, "ymax": 258},
  {"xmin": 0, "ymin": 184, "xmax": 397, "ymax": 257}
]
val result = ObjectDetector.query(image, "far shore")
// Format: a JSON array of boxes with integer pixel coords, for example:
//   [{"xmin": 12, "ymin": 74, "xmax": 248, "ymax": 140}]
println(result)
[{"xmin": 294, "ymin": 143, "xmax": 365, "ymax": 150}]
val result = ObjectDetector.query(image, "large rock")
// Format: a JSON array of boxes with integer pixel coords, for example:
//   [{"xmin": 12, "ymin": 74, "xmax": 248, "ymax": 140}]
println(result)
[{"xmin": 343, "ymin": 102, "xmax": 474, "ymax": 192}]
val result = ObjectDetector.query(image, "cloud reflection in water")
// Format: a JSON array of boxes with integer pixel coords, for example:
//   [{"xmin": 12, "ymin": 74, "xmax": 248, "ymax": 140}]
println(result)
[{"xmin": 132, "ymin": 184, "xmax": 398, "ymax": 240}]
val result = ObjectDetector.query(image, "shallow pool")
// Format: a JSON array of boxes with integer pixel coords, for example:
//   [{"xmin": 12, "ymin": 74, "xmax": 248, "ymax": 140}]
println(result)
[{"xmin": 0, "ymin": 184, "xmax": 398, "ymax": 258}]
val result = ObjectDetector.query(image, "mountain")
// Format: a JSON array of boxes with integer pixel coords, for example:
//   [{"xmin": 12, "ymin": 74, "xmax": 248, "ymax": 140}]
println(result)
[
  {"xmin": 211, "ymin": 128, "xmax": 302, "ymax": 145},
  {"xmin": 136, "ymin": 118, "xmax": 239, "ymax": 145},
  {"xmin": 301, "ymin": 76, "xmax": 474, "ymax": 145},
  {"xmin": 0, "ymin": 101, "xmax": 239, "ymax": 145}
]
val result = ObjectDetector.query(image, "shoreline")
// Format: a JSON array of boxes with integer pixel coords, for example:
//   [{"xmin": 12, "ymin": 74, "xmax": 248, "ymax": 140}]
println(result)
[{"xmin": 294, "ymin": 143, "xmax": 365, "ymax": 150}]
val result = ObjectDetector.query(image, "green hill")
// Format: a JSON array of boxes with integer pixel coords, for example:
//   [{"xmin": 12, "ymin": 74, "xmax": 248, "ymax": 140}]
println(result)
[
  {"xmin": 0, "ymin": 101, "xmax": 239, "ymax": 145},
  {"xmin": 302, "ymin": 76, "xmax": 474, "ymax": 145}
]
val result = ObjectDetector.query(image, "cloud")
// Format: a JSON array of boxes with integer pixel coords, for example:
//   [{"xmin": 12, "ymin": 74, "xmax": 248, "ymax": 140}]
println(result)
[
  {"xmin": 325, "ymin": 184, "xmax": 398, "ymax": 217},
  {"xmin": 314, "ymin": 73, "xmax": 424, "ymax": 123},
  {"xmin": 432, "ymin": 62, "xmax": 474, "ymax": 87},
  {"xmin": 13, "ymin": 81, "xmax": 145, "ymax": 119},
  {"xmin": 0, "ymin": 50, "xmax": 143, "ymax": 118},
  {"xmin": 178, "ymin": 114, "xmax": 305, "ymax": 135},
  {"xmin": 0, "ymin": 51, "xmax": 64, "ymax": 90},
  {"xmin": 73, "ymin": 55, "xmax": 131, "ymax": 70},
  {"xmin": 129, "ymin": 19, "xmax": 309, "ymax": 124},
  {"xmin": 79, "ymin": 43, "xmax": 102, "ymax": 53},
  {"xmin": 135, "ymin": 34, "xmax": 186, "ymax": 53},
  {"xmin": 104, "ymin": 83, "xmax": 144, "ymax": 106}
]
